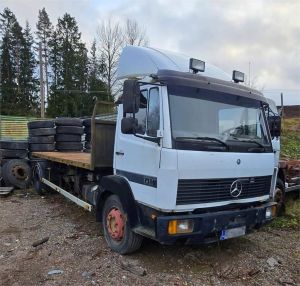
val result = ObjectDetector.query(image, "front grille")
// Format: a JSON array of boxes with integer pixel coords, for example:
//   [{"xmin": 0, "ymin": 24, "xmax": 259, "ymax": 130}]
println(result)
[{"xmin": 176, "ymin": 176, "xmax": 272, "ymax": 205}]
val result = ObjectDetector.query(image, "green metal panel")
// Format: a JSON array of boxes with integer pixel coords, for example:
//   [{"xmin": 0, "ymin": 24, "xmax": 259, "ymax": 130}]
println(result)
[{"xmin": 0, "ymin": 115, "xmax": 36, "ymax": 140}]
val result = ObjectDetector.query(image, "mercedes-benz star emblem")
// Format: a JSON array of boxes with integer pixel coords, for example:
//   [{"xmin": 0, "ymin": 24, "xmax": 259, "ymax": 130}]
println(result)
[{"xmin": 230, "ymin": 180, "xmax": 242, "ymax": 198}]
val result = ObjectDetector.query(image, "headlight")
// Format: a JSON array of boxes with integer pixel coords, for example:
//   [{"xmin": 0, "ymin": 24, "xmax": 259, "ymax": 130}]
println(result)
[
  {"xmin": 168, "ymin": 219, "xmax": 194, "ymax": 235},
  {"xmin": 265, "ymin": 206, "xmax": 277, "ymax": 219}
]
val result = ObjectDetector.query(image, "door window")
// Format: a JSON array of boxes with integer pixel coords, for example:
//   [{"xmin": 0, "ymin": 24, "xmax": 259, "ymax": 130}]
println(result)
[
  {"xmin": 134, "ymin": 90, "xmax": 147, "ymax": 134},
  {"xmin": 147, "ymin": 88, "xmax": 160, "ymax": 137},
  {"xmin": 124, "ymin": 87, "xmax": 160, "ymax": 137}
]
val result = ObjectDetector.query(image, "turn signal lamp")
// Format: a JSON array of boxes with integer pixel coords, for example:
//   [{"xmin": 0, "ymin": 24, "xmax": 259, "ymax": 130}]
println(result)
[
  {"xmin": 232, "ymin": 70, "xmax": 245, "ymax": 83},
  {"xmin": 189, "ymin": 58, "xmax": 205, "ymax": 73},
  {"xmin": 168, "ymin": 219, "xmax": 194, "ymax": 235}
]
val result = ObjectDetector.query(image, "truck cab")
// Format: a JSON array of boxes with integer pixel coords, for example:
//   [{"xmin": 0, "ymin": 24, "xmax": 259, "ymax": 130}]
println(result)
[{"xmin": 102, "ymin": 46, "xmax": 277, "ymax": 252}]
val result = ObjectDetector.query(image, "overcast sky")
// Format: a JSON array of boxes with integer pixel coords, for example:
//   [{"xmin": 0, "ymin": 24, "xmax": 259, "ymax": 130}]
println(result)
[{"xmin": 1, "ymin": 0, "xmax": 300, "ymax": 105}]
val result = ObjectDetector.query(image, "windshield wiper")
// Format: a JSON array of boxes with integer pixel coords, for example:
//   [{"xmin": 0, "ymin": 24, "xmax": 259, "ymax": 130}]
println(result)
[
  {"xmin": 231, "ymin": 137, "xmax": 265, "ymax": 150},
  {"xmin": 176, "ymin": 136, "xmax": 229, "ymax": 150}
]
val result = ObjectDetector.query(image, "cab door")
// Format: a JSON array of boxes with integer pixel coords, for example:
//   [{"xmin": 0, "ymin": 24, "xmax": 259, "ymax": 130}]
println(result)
[{"xmin": 114, "ymin": 86, "xmax": 162, "ymax": 206}]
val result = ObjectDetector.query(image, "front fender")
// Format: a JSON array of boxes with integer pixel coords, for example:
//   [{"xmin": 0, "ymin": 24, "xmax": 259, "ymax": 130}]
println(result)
[{"xmin": 96, "ymin": 175, "xmax": 139, "ymax": 228}]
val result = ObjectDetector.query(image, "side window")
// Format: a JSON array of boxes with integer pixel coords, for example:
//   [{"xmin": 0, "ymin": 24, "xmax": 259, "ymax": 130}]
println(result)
[
  {"xmin": 147, "ymin": 88, "xmax": 160, "ymax": 137},
  {"xmin": 135, "ymin": 90, "xmax": 148, "ymax": 134}
]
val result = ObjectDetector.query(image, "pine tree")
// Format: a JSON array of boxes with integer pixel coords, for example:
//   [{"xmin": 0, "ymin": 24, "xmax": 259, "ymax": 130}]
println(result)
[
  {"xmin": 19, "ymin": 22, "xmax": 39, "ymax": 115},
  {"xmin": 0, "ymin": 8, "xmax": 24, "ymax": 115},
  {"xmin": 47, "ymin": 13, "xmax": 90, "ymax": 117}
]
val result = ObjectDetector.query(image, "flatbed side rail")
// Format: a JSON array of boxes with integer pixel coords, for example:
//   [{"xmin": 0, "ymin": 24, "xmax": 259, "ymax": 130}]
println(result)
[{"xmin": 41, "ymin": 178, "xmax": 92, "ymax": 211}]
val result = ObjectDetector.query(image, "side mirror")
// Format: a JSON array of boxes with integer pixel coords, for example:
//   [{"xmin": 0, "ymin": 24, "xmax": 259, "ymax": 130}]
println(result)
[
  {"xmin": 122, "ymin": 79, "xmax": 140, "ymax": 114},
  {"xmin": 121, "ymin": 117, "xmax": 138, "ymax": 134},
  {"xmin": 268, "ymin": 115, "xmax": 281, "ymax": 138}
]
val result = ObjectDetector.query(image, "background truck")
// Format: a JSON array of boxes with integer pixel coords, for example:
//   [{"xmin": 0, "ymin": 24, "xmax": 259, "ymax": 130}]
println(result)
[{"xmin": 32, "ymin": 46, "xmax": 279, "ymax": 254}]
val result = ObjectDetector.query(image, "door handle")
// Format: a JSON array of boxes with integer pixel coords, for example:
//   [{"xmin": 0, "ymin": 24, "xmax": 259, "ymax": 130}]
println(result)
[{"xmin": 115, "ymin": 151, "xmax": 124, "ymax": 156}]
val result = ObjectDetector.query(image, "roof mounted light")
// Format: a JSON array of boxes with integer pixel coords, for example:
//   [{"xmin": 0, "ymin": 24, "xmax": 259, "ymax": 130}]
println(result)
[
  {"xmin": 232, "ymin": 70, "xmax": 245, "ymax": 83},
  {"xmin": 189, "ymin": 58, "xmax": 205, "ymax": 73}
]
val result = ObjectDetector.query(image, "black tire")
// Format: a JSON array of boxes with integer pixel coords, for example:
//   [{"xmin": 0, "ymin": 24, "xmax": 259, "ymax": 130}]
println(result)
[
  {"xmin": 1, "ymin": 158, "xmax": 11, "ymax": 166},
  {"xmin": 55, "ymin": 117, "xmax": 82, "ymax": 126},
  {"xmin": 0, "ymin": 149, "xmax": 28, "ymax": 159},
  {"xmin": 1, "ymin": 158, "xmax": 29, "ymax": 165},
  {"xmin": 102, "ymin": 195, "xmax": 143, "ymax": 254},
  {"xmin": 28, "ymin": 136, "xmax": 55, "ymax": 144},
  {"xmin": 29, "ymin": 158, "xmax": 47, "ymax": 167},
  {"xmin": 56, "ymin": 126, "xmax": 84, "ymax": 135},
  {"xmin": 273, "ymin": 178, "xmax": 285, "ymax": 216},
  {"xmin": 27, "ymin": 120, "xmax": 54, "ymax": 129},
  {"xmin": 29, "ymin": 128, "xmax": 56, "ymax": 137},
  {"xmin": 2, "ymin": 159, "xmax": 32, "ymax": 189},
  {"xmin": 29, "ymin": 143, "xmax": 55, "ymax": 152},
  {"xmin": 0, "ymin": 165, "xmax": 2, "ymax": 186},
  {"xmin": 0, "ymin": 140, "xmax": 28, "ymax": 150},
  {"xmin": 85, "ymin": 133, "xmax": 91, "ymax": 141},
  {"xmin": 55, "ymin": 134, "xmax": 82, "ymax": 142},
  {"xmin": 84, "ymin": 126, "xmax": 91, "ymax": 134},
  {"xmin": 82, "ymin": 118, "xmax": 91, "ymax": 127},
  {"xmin": 56, "ymin": 142, "xmax": 83, "ymax": 151},
  {"xmin": 84, "ymin": 142, "xmax": 91, "ymax": 149}
]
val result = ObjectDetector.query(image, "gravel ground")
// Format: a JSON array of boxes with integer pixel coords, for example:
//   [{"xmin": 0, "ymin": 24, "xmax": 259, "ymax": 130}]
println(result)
[{"xmin": 0, "ymin": 190, "xmax": 299, "ymax": 286}]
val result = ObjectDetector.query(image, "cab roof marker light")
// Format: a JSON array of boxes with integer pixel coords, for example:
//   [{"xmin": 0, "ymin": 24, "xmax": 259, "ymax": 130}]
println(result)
[
  {"xmin": 189, "ymin": 58, "xmax": 205, "ymax": 74},
  {"xmin": 232, "ymin": 70, "xmax": 245, "ymax": 83}
]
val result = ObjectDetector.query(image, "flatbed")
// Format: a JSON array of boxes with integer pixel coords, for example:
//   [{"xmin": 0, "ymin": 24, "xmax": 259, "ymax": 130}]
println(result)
[{"xmin": 32, "ymin": 151, "xmax": 92, "ymax": 170}]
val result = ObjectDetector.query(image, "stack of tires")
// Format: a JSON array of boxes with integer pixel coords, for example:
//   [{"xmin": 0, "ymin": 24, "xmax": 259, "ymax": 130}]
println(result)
[
  {"xmin": 0, "ymin": 140, "xmax": 32, "ymax": 189},
  {"xmin": 28, "ymin": 120, "xmax": 56, "ymax": 154},
  {"xmin": 55, "ymin": 118, "xmax": 84, "ymax": 151},
  {"xmin": 83, "ymin": 118, "xmax": 91, "ymax": 152}
]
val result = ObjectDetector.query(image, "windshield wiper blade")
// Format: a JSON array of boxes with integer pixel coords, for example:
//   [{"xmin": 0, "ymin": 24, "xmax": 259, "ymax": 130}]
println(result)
[
  {"xmin": 176, "ymin": 136, "xmax": 229, "ymax": 149},
  {"xmin": 231, "ymin": 137, "xmax": 265, "ymax": 149}
]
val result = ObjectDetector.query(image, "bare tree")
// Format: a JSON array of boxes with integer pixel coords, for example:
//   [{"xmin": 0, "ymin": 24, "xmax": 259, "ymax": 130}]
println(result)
[
  {"xmin": 124, "ymin": 18, "xmax": 148, "ymax": 46},
  {"xmin": 97, "ymin": 19, "xmax": 123, "ymax": 99}
]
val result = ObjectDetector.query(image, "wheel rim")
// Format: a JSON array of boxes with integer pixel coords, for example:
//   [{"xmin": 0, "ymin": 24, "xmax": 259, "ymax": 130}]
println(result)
[
  {"xmin": 12, "ymin": 165, "xmax": 27, "ymax": 180},
  {"xmin": 106, "ymin": 208, "xmax": 125, "ymax": 241}
]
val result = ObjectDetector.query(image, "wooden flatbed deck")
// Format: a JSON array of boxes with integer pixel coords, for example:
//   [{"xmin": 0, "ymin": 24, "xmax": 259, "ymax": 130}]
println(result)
[{"xmin": 32, "ymin": 151, "xmax": 92, "ymax": 170}]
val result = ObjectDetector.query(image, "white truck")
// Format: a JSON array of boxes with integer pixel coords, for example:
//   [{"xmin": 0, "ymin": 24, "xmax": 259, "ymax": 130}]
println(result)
[{"xmin": 32, "ymin": 46, "xmax": 280, "ymax": 254}]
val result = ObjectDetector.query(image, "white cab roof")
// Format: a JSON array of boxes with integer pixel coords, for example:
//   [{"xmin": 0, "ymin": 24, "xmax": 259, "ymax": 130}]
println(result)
[{"xmin": 117, "ymin": 46, "xmax": 231, "ymax": 81}]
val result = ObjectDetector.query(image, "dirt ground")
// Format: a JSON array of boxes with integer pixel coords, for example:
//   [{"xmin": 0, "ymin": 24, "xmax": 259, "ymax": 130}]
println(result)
[{"xmin": 0, "ymin": 190, "xmax": 299, "ymax": 286}]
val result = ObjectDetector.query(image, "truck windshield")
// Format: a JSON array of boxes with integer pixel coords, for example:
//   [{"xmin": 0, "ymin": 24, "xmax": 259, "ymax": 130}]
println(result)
[{"xmin": 168, "ymin": 86, "xmax": 271, "ymax": 151}]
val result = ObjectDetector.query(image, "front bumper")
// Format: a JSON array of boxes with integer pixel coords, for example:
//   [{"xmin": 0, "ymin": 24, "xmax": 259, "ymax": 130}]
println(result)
[{"xmin": 155, "ymin": 202, "xmax": 276, "ymax": 244}]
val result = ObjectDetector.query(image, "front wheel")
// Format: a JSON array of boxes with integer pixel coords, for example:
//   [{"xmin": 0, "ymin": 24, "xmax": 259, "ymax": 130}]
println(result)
[
  {"xmin": 102, "ymin": 195, "xmax": 143, "ymax": 254},
  {"xmin": 273, "ymin": 178, "xmax": 285, "ymax": 216}
]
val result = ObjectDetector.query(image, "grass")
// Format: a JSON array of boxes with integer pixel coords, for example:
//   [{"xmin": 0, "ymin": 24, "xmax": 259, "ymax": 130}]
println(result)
[
  {"xmin": 268, "ymin": 117, "xmax": 300, "ymax": 229},
  {"xmin": 268, "ymin": 194, "xmax": 300, "ymax": 229},
  {"xmin": 281, "ymin": 118, "xmax": 300, "ymax": 160}
]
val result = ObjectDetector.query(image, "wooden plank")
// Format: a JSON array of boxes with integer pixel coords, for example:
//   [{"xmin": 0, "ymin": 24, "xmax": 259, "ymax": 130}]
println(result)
[{"xmin": 32, "ymin": 151, "xmax": 92, "ymax": 170}]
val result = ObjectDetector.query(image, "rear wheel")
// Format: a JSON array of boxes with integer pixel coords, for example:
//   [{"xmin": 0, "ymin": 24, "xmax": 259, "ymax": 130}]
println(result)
[
  {"xmin": 274, "ymin": 178, "xmax": 285, "ymax": 216},
  {"xmin": 102, "ymin": 195, "xmax": 142, "ymax": 254},
  {"xmin": 32, "ymin": 162, "xmax": 49, "ymax": 195}
]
